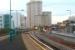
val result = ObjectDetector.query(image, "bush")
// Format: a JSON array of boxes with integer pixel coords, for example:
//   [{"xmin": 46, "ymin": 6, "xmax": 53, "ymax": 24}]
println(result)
[{"xmin": 0, "ymin": 28, "xmax": 12, "ymax": 36}]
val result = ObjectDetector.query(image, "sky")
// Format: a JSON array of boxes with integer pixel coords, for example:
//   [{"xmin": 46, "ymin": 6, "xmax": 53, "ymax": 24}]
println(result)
[{"xmin": 0, "ymin": 0, "xmax": 75, "ymax": 24}]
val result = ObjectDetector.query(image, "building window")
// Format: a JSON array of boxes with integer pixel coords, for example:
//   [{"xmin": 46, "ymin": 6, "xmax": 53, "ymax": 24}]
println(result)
[
  {"xmin": 0, "ymin": 20, "xmax": 2, "ymax": 22},
  {"xmin": 0, "ymin": 16, "xmax": 2, "ymax": 18},
  {"xmin": 0, "ymin": 24, "xmax": 2, "ymax": 26},
  {"xmin": 70, "ymin": 21, "xmax": 75, "ymax": 23}
]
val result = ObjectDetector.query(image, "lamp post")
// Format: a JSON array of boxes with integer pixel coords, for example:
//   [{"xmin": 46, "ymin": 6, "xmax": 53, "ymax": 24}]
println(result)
[
  {"xmin": 9, "ymin": 0, "xmax": 12, "ymax": 41},
  {"xmin": 66, "ymin": 9, "xmax": 71, "ymax": 17},
  {"xmin": 10, "ymin": 0, "xmax": 11, "ymax": 16},
  {"xmin": 66, "ymin": 9, "xmax": 72, "ymax": 33},
  {"xmin": 25, "ymin": 17, "xmax": 26, "ymax": 29},
  {"xmin": 10, "ymin": 0, "xmax": 11, "ymax": 29}
]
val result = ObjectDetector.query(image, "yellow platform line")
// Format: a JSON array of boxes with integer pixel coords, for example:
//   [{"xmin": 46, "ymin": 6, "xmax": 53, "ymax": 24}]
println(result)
[
  {"xmin": 30, "ymin": 35, "xmax": 54, "ymax": 50},
  {"xmin": 27, "ymin": 35, "xmax": 46, "ymax": 50}
]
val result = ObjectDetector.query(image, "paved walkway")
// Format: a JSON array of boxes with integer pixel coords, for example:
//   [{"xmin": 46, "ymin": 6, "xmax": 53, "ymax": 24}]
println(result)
[
  {"xmin": 22, "ymin": 33, "xmax": 47, "ymax": 50},
  {"xmin": 0, "ymin": 34, "xmax": 27, "ymax": 50},
  {"xmin": 0, "ymin": 35, "xmax": 9, "ymax": 41}
]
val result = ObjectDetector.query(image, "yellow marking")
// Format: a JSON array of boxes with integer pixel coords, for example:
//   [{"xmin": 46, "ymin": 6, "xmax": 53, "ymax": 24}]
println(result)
[
  {"xmin": 27, "ymin": 35, "xmax": 46, "ymax": 50},
  {"xmin": 30, "ymin": 35, "xmax": 53, "ymax": 50}
]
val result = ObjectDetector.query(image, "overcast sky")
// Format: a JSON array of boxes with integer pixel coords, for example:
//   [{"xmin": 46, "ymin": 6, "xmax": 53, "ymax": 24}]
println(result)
[{"xmin": 0, "ymin": 0, "xmax": 75, "ymax": 24}]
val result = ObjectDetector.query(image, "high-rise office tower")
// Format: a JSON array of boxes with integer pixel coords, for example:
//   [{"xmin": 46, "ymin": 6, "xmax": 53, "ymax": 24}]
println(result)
[
  {"xmin": 42, "ymin": 12, "xmax": 52, "ymax": 26},
  {"xmin": 27, "ymin": 0, "xmax": 42, "ymax": 28}
]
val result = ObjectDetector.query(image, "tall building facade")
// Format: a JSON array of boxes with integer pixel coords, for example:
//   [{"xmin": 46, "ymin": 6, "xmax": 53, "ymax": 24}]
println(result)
[
  {"xmin": 0, "ymin": 15, "xmax": 4, "ymax": 29},
  {"xmin": 11, "ymin": 13, "xmax": 25, "ymax": 29},
  {"xmin": 0, "ymin": 14, "xmax": 12, "ymax": 29},
  {"xmin": 42, "ymin": 12, "xmax": 52, "ymax": 26},
  {"xmin": 27, "ymin": 0, "xmax": 42, "ymax": 28},
  {"xmin": 67, "ymin": 16, "xmax": 75, "ymax": 33},
  {"xmin": 19, "ymin": 16, "xmax": 26, "ymax": 29},
  {"xmin": 3, "ymin": 14, "xmax": 12, "ymax": 29}
]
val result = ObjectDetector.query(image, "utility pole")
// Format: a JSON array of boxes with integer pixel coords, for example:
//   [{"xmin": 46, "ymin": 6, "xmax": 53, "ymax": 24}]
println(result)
[
  {"xmin": 66, "ymin": 9, "xmax": 72, "ymax": 33},
  {"xmin": 10, "ymin": 0, "xmax": 11, "ymax": 29},
  {"xmin": 66, "ymin": 9, "xmax": 71, "ymax": 17}
]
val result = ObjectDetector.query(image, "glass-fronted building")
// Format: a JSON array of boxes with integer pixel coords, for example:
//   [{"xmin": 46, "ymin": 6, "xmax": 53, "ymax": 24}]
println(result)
[
  {"xmin": 0, "ymin": 15, "xmax": 4, "ymax": 29},
  {"xmin": 3, "ymin": 14, "xmax": 12, "ymax": 29}
]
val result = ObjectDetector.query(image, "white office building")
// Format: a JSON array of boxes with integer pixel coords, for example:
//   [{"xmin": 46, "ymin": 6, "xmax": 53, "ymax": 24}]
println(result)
[
  {"xmin": 42, "ymin": 12, "xmax": 52, "ymax": 26},
  {"xmin": 19, "ymin": 16, "xmax": 26, "ymax": 29},
  {"xmin": 27, "ymin": 0, "xmax": 42, "ymax": 28},
  {"xmin": 68, "ymin": 16, "xmax": 75, "ymax": 33},
  {"xmin": 69, "ymin": 16, "xmax": 75, "ymax": 21},
  {"xmin": 11, "ymin": 13, "xmax": 26, "ymax": 29}
]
